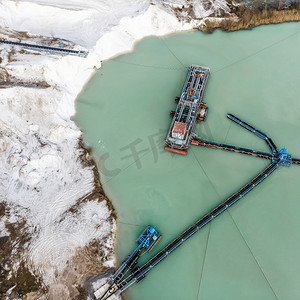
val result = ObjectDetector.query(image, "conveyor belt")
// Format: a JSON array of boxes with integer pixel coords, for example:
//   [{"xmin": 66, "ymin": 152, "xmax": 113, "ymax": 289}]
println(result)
[
  {"xmin": 102, "ymin": 162, "xmax": 281, "ymax": 299},
  {"xmin": 0, "ymin": 40, "xmax": 88, "ymax": 57}
]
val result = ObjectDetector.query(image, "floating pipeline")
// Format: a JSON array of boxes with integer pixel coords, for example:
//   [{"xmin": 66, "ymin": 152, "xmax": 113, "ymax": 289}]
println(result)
[
  {"xmin": 191, "ymin": 137, "xmax": 273, "ymax": 160},
  {"xmin": 227, "ymin": 113, "xmax": 278, "ymax": 154}
]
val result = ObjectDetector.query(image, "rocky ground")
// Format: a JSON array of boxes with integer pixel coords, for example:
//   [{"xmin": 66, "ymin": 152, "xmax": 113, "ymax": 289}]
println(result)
[{"xmin": 0, "ymin": 29, "xmax": 116, "ymax": 299}]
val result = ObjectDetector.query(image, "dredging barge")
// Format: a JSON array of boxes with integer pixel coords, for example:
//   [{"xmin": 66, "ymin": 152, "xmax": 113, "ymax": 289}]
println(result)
[{"xmin": 165, "ymin": 64, "xmax": 210, "ymax": 155}]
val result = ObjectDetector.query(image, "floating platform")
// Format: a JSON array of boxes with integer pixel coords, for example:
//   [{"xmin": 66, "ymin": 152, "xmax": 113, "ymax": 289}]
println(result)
[
  {"xmin": 137, "ymin": 226, "xmax": 161, "ymax": 252},
  {"xmin": 165, "ymin": 64, "xmax": 210, "ymax": 154}
]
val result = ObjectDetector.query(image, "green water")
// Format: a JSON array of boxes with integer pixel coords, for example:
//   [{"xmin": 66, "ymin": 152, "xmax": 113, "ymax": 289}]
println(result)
[{"xmin": 74, "ymin": 23, "xmax": 300, "ymax": 300}]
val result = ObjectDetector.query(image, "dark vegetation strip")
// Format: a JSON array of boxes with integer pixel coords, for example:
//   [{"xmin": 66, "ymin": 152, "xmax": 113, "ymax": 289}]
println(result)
[{"xmin": 202, "ymin": 1, "xmax": 300, "ymax": 33}]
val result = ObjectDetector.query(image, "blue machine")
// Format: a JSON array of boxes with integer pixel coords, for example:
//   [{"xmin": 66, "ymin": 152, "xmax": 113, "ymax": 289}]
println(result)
[
  {"xmin": 137, "ymin": 226, "xmax": 161, "ymax": 252},
  {"xmin": 273, "ymin": 147, "xmax": 292, "ymax": 166}
]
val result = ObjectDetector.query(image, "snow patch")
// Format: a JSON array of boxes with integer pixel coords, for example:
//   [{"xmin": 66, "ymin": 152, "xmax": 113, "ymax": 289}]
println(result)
[{"xmin": 0, "ymin": 216, "xmax": 9, "ymax": 237}]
